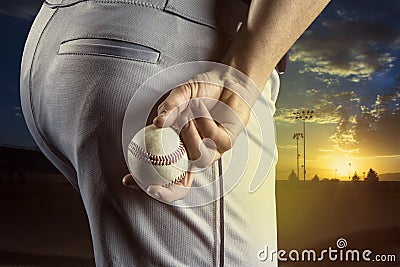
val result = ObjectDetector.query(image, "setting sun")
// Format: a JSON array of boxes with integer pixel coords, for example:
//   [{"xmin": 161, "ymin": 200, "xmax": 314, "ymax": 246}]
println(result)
[{"xmin": 329, "ymin": 156, "xmax": 357, "ymax": 179}]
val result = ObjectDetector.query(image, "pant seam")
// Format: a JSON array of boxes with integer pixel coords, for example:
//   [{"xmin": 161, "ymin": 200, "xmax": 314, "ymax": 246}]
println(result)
[
  {"xmin": 28, "ymin": 8, "xmax": 78, "ymax": 190},
  {"xmin": 163, "ymin": 5, "xmax": 216, "ymax": 29},
  {"xmin": 93, "ymin": 0, "xmax": 164, "ymax": 9},
  {"xmin": 218, "ymin": 159, "xmax": 224, "ymax": 267},
  {"xmin": 45, "ymin": 0, "xmax": 164, "ymax": 9},
  {"xmin": 212, "ymin": 163, "xmax": 218, "ymax": 267}
]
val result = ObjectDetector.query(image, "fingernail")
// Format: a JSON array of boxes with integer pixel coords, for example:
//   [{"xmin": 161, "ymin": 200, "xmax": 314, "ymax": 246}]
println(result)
[
  {"xmin": 122, "ymin": 176, "xmax": 131, "ymax": 186},
  {"xmin": 154, "ymin": 113, "xmax": 166, "ymax": 123},
  {"xmin": 153, "ymin": 115, "xmax": 165, "ymax": 127}
]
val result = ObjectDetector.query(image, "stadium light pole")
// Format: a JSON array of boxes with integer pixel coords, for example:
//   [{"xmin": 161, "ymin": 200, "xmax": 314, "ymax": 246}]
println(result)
[
  {"xmin": 293, "ymin": 133, "xmax": 303, "ymax": 180},
  {"xmin": 348, "ymin": 162, "xmax": 352, "ymax": 181},
  {"xmin": 293, "ymin": 110, "xmax": 314, "ymax": 181}
]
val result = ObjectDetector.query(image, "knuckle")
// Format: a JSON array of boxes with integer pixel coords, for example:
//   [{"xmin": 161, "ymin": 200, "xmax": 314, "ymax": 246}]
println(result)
[
  {"xmin": 177, "ymin": 83, "xmax": 193, "ymax": 98},
  {"xmin": 218, "ymin": 142, "xmax": 232, "ymax": 154},
  {"xmin": 217, "ymin": 146, "xmax": 227, "ymax": 154},
  {"xmin": 203, "ymin": 127, "xmax": 217, "ymax": 139}
]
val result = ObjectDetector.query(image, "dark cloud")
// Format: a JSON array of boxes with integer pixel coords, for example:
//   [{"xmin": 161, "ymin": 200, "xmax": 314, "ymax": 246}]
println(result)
[
  {"xmin": 318, "ymin": 87, "xmax": 400, "ymax": 155},
  {"xmin": 0, "ymin": 0, "xmax": 43, "ymax": 20},
  {"xmin": 291, "ymin": 0, "xmax": 400, "ymax": 83},
  {"xmin": 275, "ymin": 87, "xmax": 400, "ymax": 156},
  {"xmin": 354, "ymin": 88, "xmax": 400, "ymax": 155},
  {"xmin": 275, "ymin": 91, "xmax": 359, "ymax": 126},
  {"xmin": 310, "ymin": 88, "xmax": 400, "ymax": 156},
  {"xmin": 306, "ymin": 91, "xmax": 360, "ymax": 153}
]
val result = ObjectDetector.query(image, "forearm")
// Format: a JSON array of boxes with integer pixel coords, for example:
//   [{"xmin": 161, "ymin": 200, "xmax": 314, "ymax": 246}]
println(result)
[{"xmin": 222, "ymin": 0, "xmax": 331, "ymax": 90}]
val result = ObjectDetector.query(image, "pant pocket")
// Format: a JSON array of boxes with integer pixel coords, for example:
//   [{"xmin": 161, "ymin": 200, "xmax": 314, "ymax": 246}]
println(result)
[
  {"xmin": 45, "ymin": 0, "xmax": 87, "ymax": 8},
  {"xmin": 58, "ymin": 38, "xmax": 161, "ymax": 64}
]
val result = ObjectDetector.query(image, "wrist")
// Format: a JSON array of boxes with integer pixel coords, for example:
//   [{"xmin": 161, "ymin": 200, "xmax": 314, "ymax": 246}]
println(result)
[{"xmin": 221, "ymin": 27, "xmax": 278, "ymax": 91}]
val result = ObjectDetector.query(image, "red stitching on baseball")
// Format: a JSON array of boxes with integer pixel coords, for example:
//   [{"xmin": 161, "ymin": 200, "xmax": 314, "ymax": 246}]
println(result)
[
  {"xmin": 162, "ymin": 171, "xmax": 186, "ymax": 187},
  {"xmin": 128, "ymin": 141, "xmax": 186, "ymax": 166}
]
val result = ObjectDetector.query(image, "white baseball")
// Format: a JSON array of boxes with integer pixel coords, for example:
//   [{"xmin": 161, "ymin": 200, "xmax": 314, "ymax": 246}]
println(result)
[{"xmin": 127, "ymin": 125, "xmax": 188, "ymax": 188}]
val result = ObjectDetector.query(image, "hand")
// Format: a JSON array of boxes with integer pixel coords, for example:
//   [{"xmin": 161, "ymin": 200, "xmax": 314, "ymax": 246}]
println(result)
[
  {"xmin": 122, "ymin": 70, "xmax": 260, "ymax": 203},
  {"xmin": 122, "ymin": 172, "xmax": 195, "ymax": 203}
]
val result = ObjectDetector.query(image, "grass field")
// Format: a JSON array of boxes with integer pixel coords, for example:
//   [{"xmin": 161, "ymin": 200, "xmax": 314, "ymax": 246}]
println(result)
[{"xmin": 0, "ymin": 180, "xmax": 398, "ymax": 266}]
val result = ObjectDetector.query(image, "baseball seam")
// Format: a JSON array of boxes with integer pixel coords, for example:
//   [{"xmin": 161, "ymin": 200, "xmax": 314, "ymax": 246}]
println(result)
[
  {"xmin": 128, "ymin": 141, "xmax": 186, "ymax": 166},
  {"xmin": 162, "ymin": 172, "xmax": 186, "ymax": 187}
]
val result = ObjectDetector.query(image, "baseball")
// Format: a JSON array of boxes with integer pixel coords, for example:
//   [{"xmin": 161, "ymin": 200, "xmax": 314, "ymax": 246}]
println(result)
[{"xmin": 127, "ymin": 125, "xmax": 189, "ymax": 188}]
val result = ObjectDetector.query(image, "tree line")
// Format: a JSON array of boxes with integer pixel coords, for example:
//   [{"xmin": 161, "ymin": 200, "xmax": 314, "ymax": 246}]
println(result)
[{"xmin": 287, "ymin": 168, "xmax": 380, "ymax": 182}]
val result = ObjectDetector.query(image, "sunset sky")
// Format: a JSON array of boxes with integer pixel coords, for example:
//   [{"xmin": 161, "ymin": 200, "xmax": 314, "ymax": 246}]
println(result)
[
  {"xmin": 275, "ymin": 0, "xmax": 400, "ymax": 180},
  {"xmin": 0, "ymin": 0, "xmax": 399, "ymax": 180}
]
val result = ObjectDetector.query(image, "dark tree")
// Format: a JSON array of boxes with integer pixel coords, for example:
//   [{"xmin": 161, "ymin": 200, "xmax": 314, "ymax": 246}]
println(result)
[
  {"xmin": 365, "ymin": 168, "xmax": 379, "ymax": 182},
  {"xmin": 312, "ymin": 174, "xmax": 320, "ymax": 182},
  {"xmin": 352, "ymin": 172, "xmax": 361, "ymax": 182},
  {"xmin": 288, "ymin": 169, "xmax": 298, "ymax": 181}
]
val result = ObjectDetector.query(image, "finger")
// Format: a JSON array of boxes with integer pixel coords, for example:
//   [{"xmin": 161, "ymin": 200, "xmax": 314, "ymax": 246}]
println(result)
[
  {"xmin": 122, "ymin": 174, "xmax": 140, "ymax": 190},
  {"xmin": 153, "ymin": 85, "xmax": 191, "ymax": 128},
  {"xmin": 146, "ymin": 173, "xmax": 193, "ymax": 203},
  {"xmin": 180, "ymin": 119, "xmax": 202, "ymax": 160},
  {"xmin": 173, "ymin": 107, "xmax": 193, "ymax": 132},
  {"xmin": 191, "ymin": 98, "xmax": 232, "ymax": 153},
  {"xmin": 180, "ymin": 119, "xmax": 218, "ymax": 169}
]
